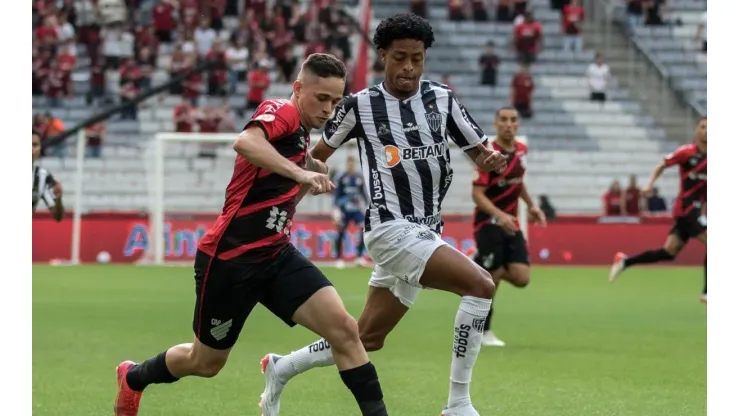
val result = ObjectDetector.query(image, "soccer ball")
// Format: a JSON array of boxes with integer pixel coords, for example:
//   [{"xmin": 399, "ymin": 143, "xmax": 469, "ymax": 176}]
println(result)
[{"xmin": 96, "ymin": 251, "xmax": 111, "ymax": 264}]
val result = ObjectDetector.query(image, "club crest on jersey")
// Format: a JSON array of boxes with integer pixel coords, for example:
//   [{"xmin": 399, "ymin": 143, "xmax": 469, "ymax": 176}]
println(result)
[
  {"xmin": 425, "ymin": 112, "xmax": 442, "ymax": 133},
  {"xmin": 384, "ymin": 143, "xmax": 446, "ymax": 168}
]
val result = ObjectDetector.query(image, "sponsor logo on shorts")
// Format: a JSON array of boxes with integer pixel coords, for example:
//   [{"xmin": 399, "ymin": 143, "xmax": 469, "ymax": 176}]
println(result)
[
  {"xmin": 453, "ymin": 323, "xmax": 471, "ymax": 358},
  {"xmin": 210, "ymin": 319, "xmax": 233, "ymax": 341},
  {"xmin": 384, "ymin": 142, "xmax": 446, "ymax": 168},
  {"xmin": 416, "ymin": 230, "xmax": 436, "ymax": 241}
]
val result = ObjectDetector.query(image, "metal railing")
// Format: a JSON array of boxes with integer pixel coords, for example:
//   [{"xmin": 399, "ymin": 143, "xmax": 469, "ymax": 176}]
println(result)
[{"xmin": 583, "ymin": 0, "xmax": 704, "ymax": 135}]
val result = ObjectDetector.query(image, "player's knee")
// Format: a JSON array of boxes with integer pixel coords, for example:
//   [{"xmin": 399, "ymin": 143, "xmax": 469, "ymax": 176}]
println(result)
[
  {"xmin": 324, "ymin": 312, "xmax": 361, "ymax": 353},
  {"xmin": 359, "ymin": 330, "xmax": 386, "ymax": 352},
  {"xmin": 464, "ymin": 266, "xmax": 496, "ymax": 299},
  {"xmin": 508, "ymin": 269, "xmax": 530, "ymax": 288}
]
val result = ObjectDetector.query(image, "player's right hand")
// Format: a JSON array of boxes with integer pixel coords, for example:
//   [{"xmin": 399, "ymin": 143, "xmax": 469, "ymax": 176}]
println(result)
[
  {"xmin": 296, "ymin": 170, "xmax": 335, "ymax": 195},
  {"xmin": 495, "ymin": 213, "xmax": 519, "ymax": 235}
]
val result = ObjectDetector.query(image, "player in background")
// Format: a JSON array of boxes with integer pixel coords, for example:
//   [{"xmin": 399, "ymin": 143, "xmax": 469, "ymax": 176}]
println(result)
[
  {"xmin": 333, "ymin": 155, "xmax": 370, "ymax": 268},
  {"xmin": 609, "ymin": 117, "xmax": 707, "ymax": 303},
  {"xmin": 260, "ymin": 13, "xmax": 507, "ymax": 416},
  {"xmin": 32, "ymin": 131, "xmax": 64, "ymax": 221},
  {"xmin": 472, "ymin": 107, "xmax": 546, "ymax": 347},
  {"xmin": 113, "ymin": 54, "xmax": 390, "ymax": 416}
]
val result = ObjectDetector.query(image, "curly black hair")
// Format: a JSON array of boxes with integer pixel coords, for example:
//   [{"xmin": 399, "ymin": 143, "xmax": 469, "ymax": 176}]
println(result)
[{"xmin": 372, "ymin": 12, "xmax": 435, "ymax": 51}]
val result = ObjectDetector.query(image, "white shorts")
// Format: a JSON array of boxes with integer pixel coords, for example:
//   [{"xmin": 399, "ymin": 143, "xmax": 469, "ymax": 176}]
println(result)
[{"xmin": 364, "ymin": 219, "xmax": 449, "ymax": 307}]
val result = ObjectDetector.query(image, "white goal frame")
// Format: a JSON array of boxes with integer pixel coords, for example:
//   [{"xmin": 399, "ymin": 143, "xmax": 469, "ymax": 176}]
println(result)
[{"xmin": 146, "ymin": 132, "xmax": 528, "ymax": 265}]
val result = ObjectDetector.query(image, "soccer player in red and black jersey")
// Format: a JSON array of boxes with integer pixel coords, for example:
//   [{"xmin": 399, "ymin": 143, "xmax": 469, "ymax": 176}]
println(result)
[
  {"xmin": 471, "ymin": 107, "xmax": 546, "ymax": 346},
  {"xmin": 610, "ymin": 117, "xmax": 707, "ymax": 303},
  {"xmin": 113, "ymin": 54, "xmax": 390, "ymax": 416}
]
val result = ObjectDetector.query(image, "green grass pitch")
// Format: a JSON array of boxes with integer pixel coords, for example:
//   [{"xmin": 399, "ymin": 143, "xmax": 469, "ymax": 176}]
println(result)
[{"xmin": 32, "ymin": 265, "xmax": 706, "ymax": 416}]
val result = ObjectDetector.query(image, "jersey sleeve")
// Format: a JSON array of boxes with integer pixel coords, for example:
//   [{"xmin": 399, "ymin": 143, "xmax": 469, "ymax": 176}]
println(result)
[
  {"xmin": 323, "ymin": 95, "xmax": 359, "ymax": 149},
  {"xmin": 472, "ymin": 166, "xmax": 491, "ymax": 187},
  {"xmin": 447, "ymin": 94, "xmax": 488, "ymax": 151},
  {"xmin": 244, "ymin": 99, "xmax": 300, "ymax": 141},
  {"xmin": 664, "ymin": 145, "xmax": 692, "ymax": 167}
]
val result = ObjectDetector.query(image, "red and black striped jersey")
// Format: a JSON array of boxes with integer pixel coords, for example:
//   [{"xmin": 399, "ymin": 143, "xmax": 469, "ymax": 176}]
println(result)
[
  {"xmin": 472, "ymin": 140, "xmax": 528, "ymax": 229},
  {"xmin": 664, "ymin": 143, "xmax": 706, "ymax": 218},
  {"xmin": 198, "ymin": 99, "xmax": 310, "ymax": 262}
]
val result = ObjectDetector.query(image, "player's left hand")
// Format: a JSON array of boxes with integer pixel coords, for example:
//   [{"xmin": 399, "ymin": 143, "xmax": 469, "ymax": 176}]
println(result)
[
  {"xmin": 528, "ymin": 206, "xmax": 547, "ymax": 227},
  {"xmin": 52, "ymin": 182, "xmax": 63, "ymax": 199},
  {"xmin": 474, "ymin": 143, "xmax": 507, "ymax": 173}
]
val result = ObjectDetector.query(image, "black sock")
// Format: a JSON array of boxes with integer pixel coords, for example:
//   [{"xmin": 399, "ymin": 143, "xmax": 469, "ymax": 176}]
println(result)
[
  {"xmin": 702, "ymin": 255, "xmax": 707, "ymax": 295},
  {"xmin": 336, "ymin": 227, "xmax": 346, "ymax": 259},
  {"xmin": 483, "ymin": 305, "xmax": 493, "ymax": 331},
  {"xmin": 356, "ymin": 233, "xmax": 365, "ymax": 257},
  {"xmin": 624, "ymin": 248, "xmax": 675, "ymax": 267},
  {"xmin": 339, "ymin": 362, "xmax": 388, "ymax": 416},
  {"xmin": 126, "ymin": 351, "xmax": 179, "ymax": 392}
]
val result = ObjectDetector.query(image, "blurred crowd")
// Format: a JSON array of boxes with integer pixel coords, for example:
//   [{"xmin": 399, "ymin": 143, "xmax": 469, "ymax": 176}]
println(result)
[
  {"xmin": 603, "ymin": 175, "xmax": 668, "ymax": 217},
  {"xmin": 32, "ymin": 0, "xmax": 358, "ymax": 155}
]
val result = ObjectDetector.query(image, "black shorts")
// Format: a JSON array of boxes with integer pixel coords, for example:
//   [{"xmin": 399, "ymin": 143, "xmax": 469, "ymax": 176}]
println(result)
[
  {"xmin": 670, "ymin": 210, "xmax": 707, "ymax": 243},
  {"xmin": 192, "ymin": 245, "xmax": 333, "ymax": 350},
  {"xmin": 590, "ymin": 92, "xmax": 607, "ymax": 102},
  {"xmin": 473, "ymin": 223, "xmax": 530, "ymax": 271}
]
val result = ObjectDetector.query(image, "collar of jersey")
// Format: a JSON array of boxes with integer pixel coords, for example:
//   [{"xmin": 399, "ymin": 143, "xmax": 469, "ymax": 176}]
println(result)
[{"xmin": 377, "ymin": 80, "xmax": 422, "ymax": 103}]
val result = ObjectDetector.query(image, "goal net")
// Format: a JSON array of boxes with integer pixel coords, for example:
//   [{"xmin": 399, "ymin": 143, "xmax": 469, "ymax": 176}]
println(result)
[{"xmin": 143, "ymin": 132, "xmax": 528, "ymax": 266}]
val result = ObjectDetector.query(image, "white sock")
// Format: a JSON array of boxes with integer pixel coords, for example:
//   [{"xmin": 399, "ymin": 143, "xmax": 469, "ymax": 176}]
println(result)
[
  {"xmin": 274, "ymin": 338, "xmax": 336, "ymax": 381},
  {"xmin": 448, "ymin": 296, "xmax": 492, "ymax": 408}
]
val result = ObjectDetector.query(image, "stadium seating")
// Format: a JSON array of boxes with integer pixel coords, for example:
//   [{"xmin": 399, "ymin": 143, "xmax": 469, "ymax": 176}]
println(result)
[{"xmin": 35, "ymin": 0, "xmax": 686, "ymax": 216}]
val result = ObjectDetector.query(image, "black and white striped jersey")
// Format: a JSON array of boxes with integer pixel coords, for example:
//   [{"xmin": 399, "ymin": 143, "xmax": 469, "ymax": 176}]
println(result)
[
  {"xmin": 32, "ymin": 163, "xmax": 57, "ymax": 212},
  {"xmin": 322, "ymin": 80, "xmax": 488, "ymax": 233}
]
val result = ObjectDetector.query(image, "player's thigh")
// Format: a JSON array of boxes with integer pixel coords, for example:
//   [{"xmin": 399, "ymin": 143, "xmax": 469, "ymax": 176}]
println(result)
[
  {"xmin": 473, "ymin": 224, "xmax": 507, "ymax": 273},
  {"xmin": 259, "ymin": 245, "xmax": 336, "ymax": 328},
  {"xmin": 420, "ymin": 245, "xmax": 495, "ymax": 299},
  {"xmin": 361, "ymin": 266, "xmax": 414, "ymax": 350},
  {"xmin": 502, "ymin": 232, "xmax": 531, "ymax": 287},
  {"xmin": 192, "ymin": 251, "xmax": 263, "ymax": 351}
]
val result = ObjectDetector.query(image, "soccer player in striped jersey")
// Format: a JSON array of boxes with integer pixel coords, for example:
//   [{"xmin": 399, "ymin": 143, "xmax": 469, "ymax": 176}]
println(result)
[
  {"xmin": 609, "ymin": 117, "xmax": 707, "ymax": 303},
  {"xmin": 114, "ymin": 54, "xmax": 389, "ymax": 416},
  {"xmin": 32, "ymin": 131, "xmax": 64, "ymax": 221},
  {"xmin": 261, "ymin": 13, "xmax": 507, "ymax": 416},
  {"xmin": 471, "ymin": 107, "xmax": 546, "ymax": 347}
]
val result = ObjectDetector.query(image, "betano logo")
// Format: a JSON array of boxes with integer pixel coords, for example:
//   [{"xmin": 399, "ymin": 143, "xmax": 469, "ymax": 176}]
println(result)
[{"xmin": 384, "ymin": 142, "xmax": 446, "ymax": 167}]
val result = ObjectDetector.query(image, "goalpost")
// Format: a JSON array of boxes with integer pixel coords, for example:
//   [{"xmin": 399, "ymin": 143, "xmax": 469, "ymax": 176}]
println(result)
[{"xmin": 143, "ymin": 132, "xmax": 529, "ymax": 266}]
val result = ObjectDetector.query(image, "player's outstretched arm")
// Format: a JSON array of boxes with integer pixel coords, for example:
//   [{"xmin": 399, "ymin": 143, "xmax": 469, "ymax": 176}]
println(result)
[
  {"xmin": 521, "ymin": 183, "xmax": 546, "ymax": 226},
  {"xmin": 643, "ymin": 162, "xmax": 667, "ymax": 195},
  {"xmin": 234, "ymin": 126, "xmax": 307, "ymax": 182}
]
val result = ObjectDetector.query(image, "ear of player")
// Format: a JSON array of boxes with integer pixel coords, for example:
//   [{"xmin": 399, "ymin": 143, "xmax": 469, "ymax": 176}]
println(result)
[{"xmin": 475, "ymin": 143, "xmax": 508, "ymax": 173}]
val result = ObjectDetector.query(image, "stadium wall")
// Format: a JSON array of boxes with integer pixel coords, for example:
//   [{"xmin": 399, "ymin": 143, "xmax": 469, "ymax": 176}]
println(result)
[{"xmin": 32, "ymin": 213, "xmax": 704, "ymax": 265}]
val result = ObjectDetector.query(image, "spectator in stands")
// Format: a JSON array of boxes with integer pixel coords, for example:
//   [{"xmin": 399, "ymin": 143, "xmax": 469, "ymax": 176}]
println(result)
[
  {"xmin": 603, "ymin": 180, "xmax": 625, "ymax": 216},
  {"xmin": 35, "ymin": 13, "xmax": 59, "ymax": 49},
  {"xmin": 623, "ymin": 174, "xmax": 643, "ymax": 216},
  {"xmin": 245, "ymin": 62, "xmax": 271, "ymax": 113},
  {"xmin": 168, "ymin": 44, "xmax": 186, "ymax": 94},
  {"xmin": 645, "ymin": 187, "xmax": 667, "ymax": 214},
  {"xmin": 496, "ymin": 0, "xmax": 514, "ymax": 22},
  {"xmin": 209, "ymin": 0, "xmax": 227, "ymax": 31},
  {"xmin": 218, "ymin": 100, "xmax": 237, "ymax": 132},
  {"xmin": 586, "ymin": 52, "xmax": 611, "ymax": 104},
  {"xmin": 32, "ymin": 46, "xmax": 47, "ymax": 96},
  {"xmin": 479, "ymin": 41, "xmax": 500, "ymax": 87},
  {"xmin": 695, "ymin": 11, "xmax": 707, "ymax": 53},
  {"xmin": 624, "ymin": 0, "xmax": 643, "ymax": 35},
  {"xmin": 539, "ymin": 195, "xmax": 557, "ymax": 222},
  {"xmin": 272, "ymin": 20, "xmax": 298, "ymax": 82},
  {"xmin": 511, "ymin": 63, "xmax": 535, "ymax": 118},
  {"xmin": 206, "ymin": 40, "xmax": 228, "ymax": 97},
  {"xmin": 181, "ymin": 54, "xmax": 202, "ymax": 106},
  {"xmin": 44, "ymin": 60, "xmax": 67, "ymax": 108},
  {"xmin": 57, "ymin": 43, "xmax": 77, "ymax": 97},
  {"xmin": 226, "ymin": 38, "xmax": 249, "ymax": 94},
  {"xmin": 101, "ymin": 23, "xmax": 135, "ymax": 69},
  {"xmin": 196, "ymin": 105, "xmax": 221, "ymax": 134},
  {"xmin": 513, "ymin": 0, "xmax": 528, "ymax": 17},
  {"xmin": 449, "ymin": 0, "xmax": 466, "ymax": 21},
  {"xmin": 137, "ymin": 46, "xmax": 156, "ymax": 90},
  {"xmin": 35, "ymin": 112, "xmax": 65, "ymax": 158},
  {"xmin": 179, "ymin": 0, "xmax": 199, "ymax": 31},
  {"xmin": 173, "ymin": 96, "xmax": 195, "ymax": 133},
  {"xmin": 74, "ymin": 0, "xmax": 102, "ymax": 59},
  {"xmin": 371, "ymin": 56, "xmax": 384, "ymax": 86},
  {"xmin": 85, "ymin": 119, "xmax": 106, "ymax": 158},
  {"xmin": 643, "ymin": 0, "xmax": 665, "ymax": 26},
  {"xmin": 550, "ymin": 0, "xmax": 567, "ymax": 11},
  {"xmin": 562, "ymin": 0, "xmax": 585, "ymax": 54},
  {"xmin": 119, "ymin": 79, "xmax": 139, "ymax": 120},
  {"xmin": 87, "ymin": 49, "xmax": 108, "ymax": 105},
  {"xmin": 513, "ymin": 11, "xmax": 542, "ymax": 65},
  {"xmin": 135, "ymin": 25, "xmax": 160, "ymax": 60},
  {"xmin": 194, "ymin": 17, "xmax": 218, "ymax": 59},
  {"xmin": 152, "ymin": 0, "xmax": 176, "ymax": 43},
  {"xmin": 411, "ymin": 0, "xmax": 427, "ymax": 19},
  {"xmin": 56, "ymin": 12, "xmax": 76, "ymax": 45},
  {"xmin": 471, "ymin": 0, "xmax": 489, "ymax": 22}
]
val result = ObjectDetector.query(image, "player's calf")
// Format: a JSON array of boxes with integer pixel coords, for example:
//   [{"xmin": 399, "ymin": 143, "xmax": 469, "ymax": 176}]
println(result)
[{"xmin": 502, "ymin": 264, "xmax": 530, "ymax": 288}]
